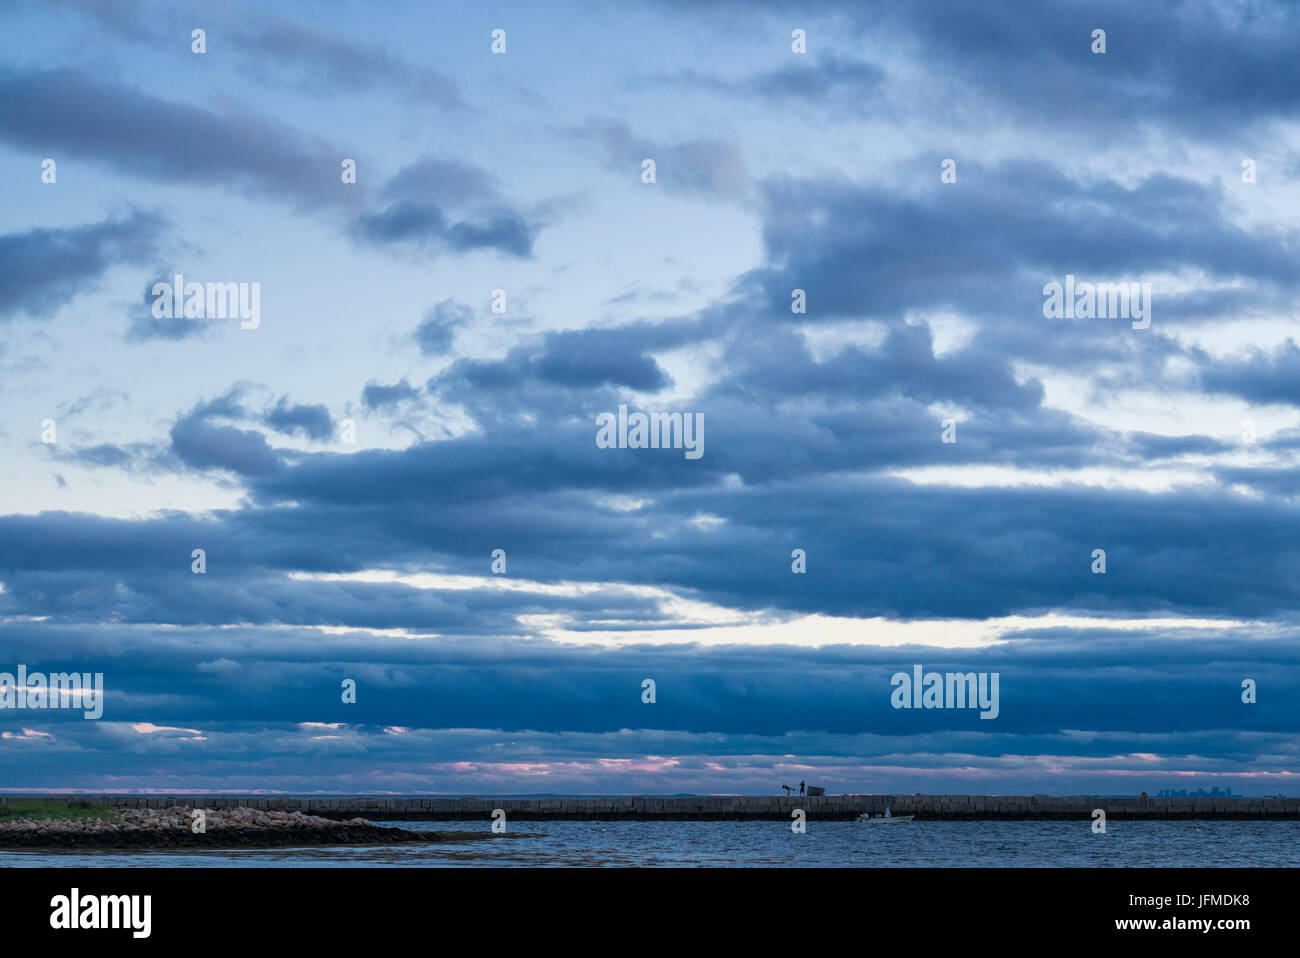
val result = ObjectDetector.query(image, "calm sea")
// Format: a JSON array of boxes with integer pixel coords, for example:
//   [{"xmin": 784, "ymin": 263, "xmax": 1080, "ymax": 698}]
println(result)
[{"xmin": 2, "ymin": 819, "xmax": 1298, "ymax": 867}]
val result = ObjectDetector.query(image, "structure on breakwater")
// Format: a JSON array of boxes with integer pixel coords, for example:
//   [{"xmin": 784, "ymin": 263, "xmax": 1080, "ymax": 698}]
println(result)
[{"xmin": 7, "ymin": 794, "xmax": 1297, "ymax": 821}]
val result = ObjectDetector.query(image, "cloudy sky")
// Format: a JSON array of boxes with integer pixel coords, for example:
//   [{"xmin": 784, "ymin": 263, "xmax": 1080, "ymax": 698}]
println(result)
[{"xmin": 1, "ymin": 0, "xmax": 1297, "ymax": 796}]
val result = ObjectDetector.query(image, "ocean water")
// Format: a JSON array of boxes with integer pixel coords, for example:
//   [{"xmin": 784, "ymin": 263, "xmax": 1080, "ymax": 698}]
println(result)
[{"xmin": 2, "ymin": 819, "xmax": 1298, "ymax": 867}]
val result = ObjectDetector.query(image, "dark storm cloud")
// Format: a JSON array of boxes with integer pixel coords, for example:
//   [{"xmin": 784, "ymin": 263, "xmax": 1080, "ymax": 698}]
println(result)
[
  {"xmin": 414, "ymin": 299, "xmax": 473, "ymax": 356},
  {"xmin": 94, "ymin": 386, "xmax": 339, "ymax": 478},
  {"xmin": 1197, "ymin": 340, "xmax": 1300, "ymax": 407},
  {"xmin": 188, "ymin": 387, "xmax": 251, "ymax": 422},
  {"xmin": 882, "ymin": 0, "xmax": 1300, "ymax": 136},
  {"xmin": 7, "ymin": 0, "xmax": 1300, "ymax": 794},
  {"xmin": 351, "ymin": 201, "xmax": 536, "ymax": 257},
  {"xmin": 263, "ymin": 396, "xmax": 335, "ymax": 441},
  {"xmin": 4, "ymin": 447, "xmax": 1299, "ymax": 624},
  {"xmin": 0, "ymin": 68, "xmax": 353, "ymax": 210},
  {"xmin": 1211, "ymin": 465, "xmax": 1300, "ymax": 499},
  {"xmin": 361, "ymin": 378, "xmax": 421, "ymax": 410},
  {"xmin": 0, "ymin": 565, "xmax": 658, "ymax": 635},
  {"xmin": 0, "ymin": 618, "xmax": 1293, "ymax": 794},
  {"xmin": 379, "ymin": 158, "xmax": 501, "ymax": 208},
  {"xmin": 169, "ymin": 416, "xmax": 281, "ymax": 478},
  {"xmin": 711, "ymin": 322, "xmax": 1042, "ymax": 411},
  {"xmin": 746, "ymin": 54, "xmax": 886, "ymax": 102},
  {"xmin": 243, "ymin": 468, "xmax": 1299, "ymax": 621},
  {"xmin": 36, "ymin": 0, "xmax": 463, "ymax": 107},
  {"xmin": 350, "ymin": 156, "xmax": 542, "ymax": 258},
  {"xmin": 163, "ymin": 390, "xmax": 282, "ymax": 478},
  {"xmin": 0, "ymin": 212, "xmax": 163, "ymax": 321},
  {"xmin": 1262, "ymin": 428, "xmax": 1300, "ymax": 452},
  {"xmin": 724, "ymin": 160, "xmax": 1300, "ymax": 414},
  {"xmin": 662, "ymin": 0, "xmax": 1300, "ymax": 137},
  {"xmin": 745, "ymin": 164, "xmax": 1299, "ymax": 330},
  {"xmin": 645, "ymin": 54, "xmax": 886, "ymax": 115},
  {"xmin": 1124, "ymin": 431, "xmax": 1233, "ymax": 459},
  {"xmin": 16, "ymin": 137, "xmax": 1297, "ymax": 636},
  {"xmin": 42, "ymin": 385, "xmax": 332, "ymax": 479},
  {"xmin": 434, "ymin": 325, "xmax": 675, "ymax": 395}
]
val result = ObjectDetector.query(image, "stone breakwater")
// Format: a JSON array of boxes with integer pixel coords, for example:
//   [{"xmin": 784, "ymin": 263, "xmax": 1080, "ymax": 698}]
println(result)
[
  {"xmin": 10, "ymin": 794, "xmax": 1298, "ymax": 821},
  {"xmin": 0, "ymin": 805, "xmax": 494, "ymax": 849}
]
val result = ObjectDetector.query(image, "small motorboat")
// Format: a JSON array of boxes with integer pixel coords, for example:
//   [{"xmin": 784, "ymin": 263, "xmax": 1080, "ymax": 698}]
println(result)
[{"xmin": 858, "ymin": 807, "xmax": 914, "ymax": 823}]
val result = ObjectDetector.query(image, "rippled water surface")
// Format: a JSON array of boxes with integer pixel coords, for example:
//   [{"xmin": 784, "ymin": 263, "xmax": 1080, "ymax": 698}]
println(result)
[{"xmin": 3, "ymin": 819, "xmax": 1298, "ymax": 867}]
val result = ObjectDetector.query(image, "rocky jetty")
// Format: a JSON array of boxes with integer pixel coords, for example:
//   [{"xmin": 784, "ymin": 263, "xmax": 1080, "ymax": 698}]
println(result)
[{"xmin": 0, "ymin": 806, "xmax": 493, "ymax": 849}]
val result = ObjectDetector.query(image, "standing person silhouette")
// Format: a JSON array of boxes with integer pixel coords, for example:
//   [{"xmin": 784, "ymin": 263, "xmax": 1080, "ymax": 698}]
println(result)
[{"xmin": 799, "ymin": 780, "xmax": 805, "ymax": 796}]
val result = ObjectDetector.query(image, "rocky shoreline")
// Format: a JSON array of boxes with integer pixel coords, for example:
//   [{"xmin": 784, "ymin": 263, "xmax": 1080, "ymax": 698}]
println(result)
[{"xmin": 0, "ymin": 806, "xmax": 495, "ymax": 849}]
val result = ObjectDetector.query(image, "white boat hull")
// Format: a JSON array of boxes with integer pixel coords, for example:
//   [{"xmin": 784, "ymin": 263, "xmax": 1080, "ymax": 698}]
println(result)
[{"xmin": 858, "ymin": 814, "xmax": 914, "ymax": 823}]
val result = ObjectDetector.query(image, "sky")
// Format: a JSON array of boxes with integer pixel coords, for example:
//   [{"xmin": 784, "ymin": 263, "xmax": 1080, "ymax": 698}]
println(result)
[{"xmin": 0, "ymin": 0, "xmax": 1297, "ymax": 796}]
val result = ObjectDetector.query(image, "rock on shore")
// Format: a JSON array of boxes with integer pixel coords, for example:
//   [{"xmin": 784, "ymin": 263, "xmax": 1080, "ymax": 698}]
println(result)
[{"xmin": 0, "ymin": 806, "xmax": 494, "ymax": 849}]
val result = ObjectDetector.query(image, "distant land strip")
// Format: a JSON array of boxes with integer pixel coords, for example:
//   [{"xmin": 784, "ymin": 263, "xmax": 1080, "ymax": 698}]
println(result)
[{"xmin": 5, "ymin": 795, "xmax": 1298, "ymax": 821}]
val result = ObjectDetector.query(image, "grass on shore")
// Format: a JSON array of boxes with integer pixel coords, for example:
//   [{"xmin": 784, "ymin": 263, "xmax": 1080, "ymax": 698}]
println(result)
[{"xmin": 0, "ymin": 800, "xmax": 118, "ymax": 823}]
